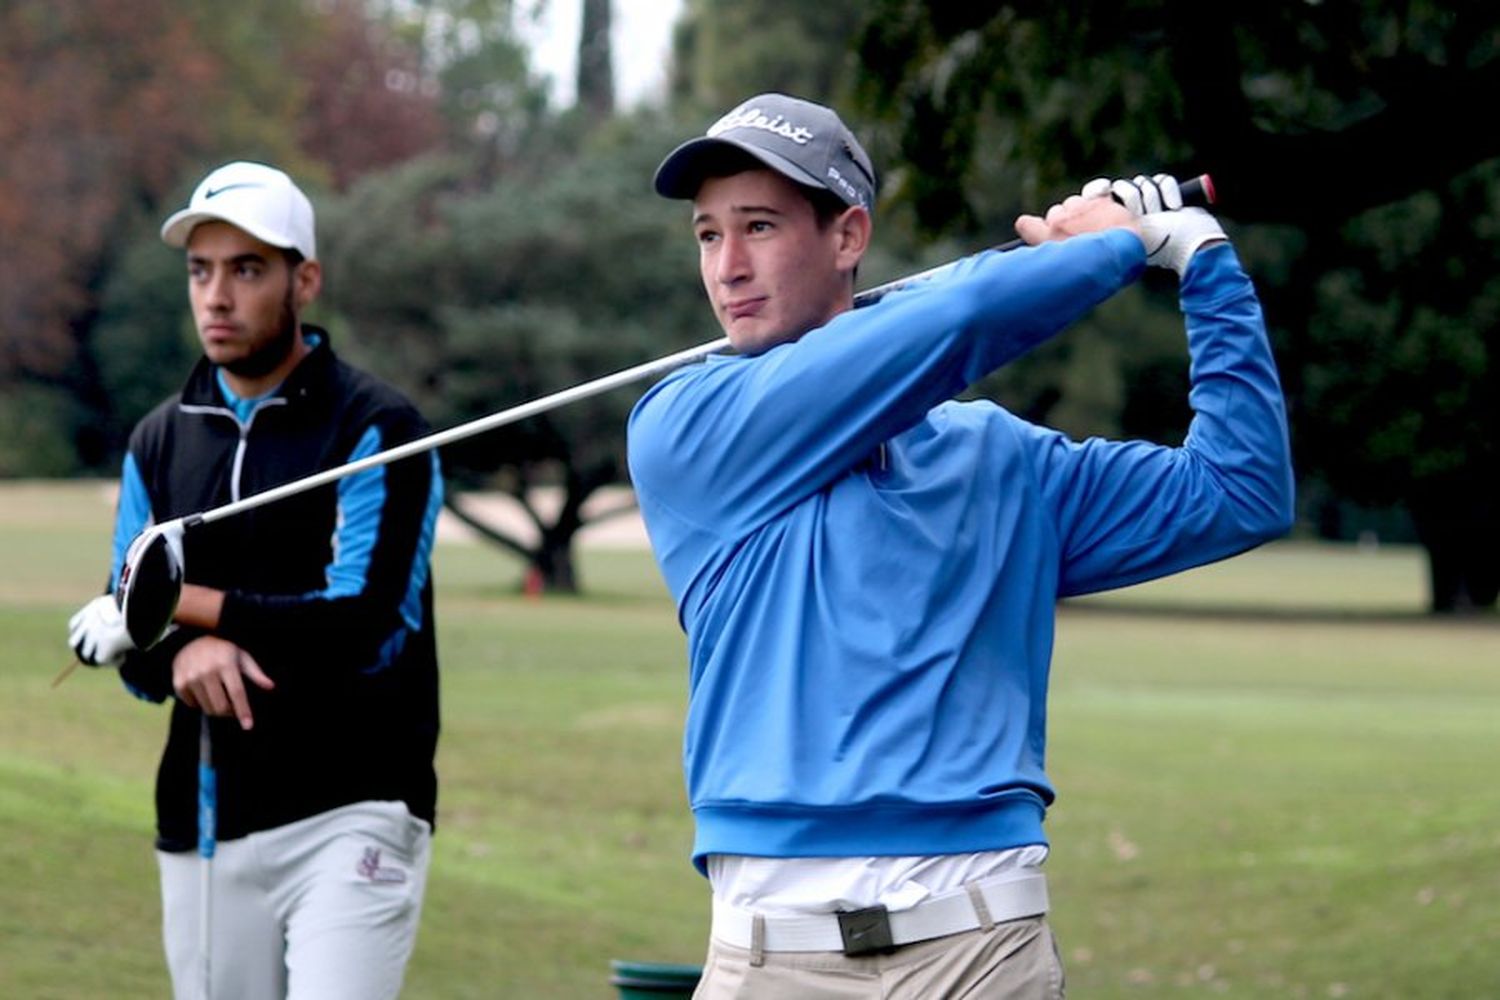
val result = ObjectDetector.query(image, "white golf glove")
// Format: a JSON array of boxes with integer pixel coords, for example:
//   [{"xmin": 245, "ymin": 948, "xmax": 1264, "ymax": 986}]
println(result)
[
  {"xmin": 68, "ymin": 594, "xmax": 135, "ymax": 667},
  {"xmin": 1082, "ymin": 173, "xmax": 1225, "ymax": 276}
]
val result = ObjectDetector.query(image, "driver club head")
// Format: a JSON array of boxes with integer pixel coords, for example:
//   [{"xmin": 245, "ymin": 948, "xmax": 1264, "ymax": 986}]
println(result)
[{"xmin": 117, "ymin": 521, "xmax": 185, "ymax": 650}]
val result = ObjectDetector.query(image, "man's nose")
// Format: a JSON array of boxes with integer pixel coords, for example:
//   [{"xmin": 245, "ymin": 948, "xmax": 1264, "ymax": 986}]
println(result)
[
  {"xmin": 201, "ymin": 268, "xmax": 233, "ymax": 310},
  {"xmin": 715, "ymin": 233, "xmax": 751, "ymax": 285}
]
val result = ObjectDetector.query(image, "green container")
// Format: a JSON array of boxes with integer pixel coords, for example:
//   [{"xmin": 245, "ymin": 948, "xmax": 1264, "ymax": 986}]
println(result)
[{"xmin": 608, "ymin": 959, "xmax": 703, "ymax": 998}]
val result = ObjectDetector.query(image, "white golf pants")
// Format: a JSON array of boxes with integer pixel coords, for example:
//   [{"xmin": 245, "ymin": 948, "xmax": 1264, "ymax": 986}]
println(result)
[{"xmin": 157, "ymin": 800, "xmax": 432, "ymax": 1000}]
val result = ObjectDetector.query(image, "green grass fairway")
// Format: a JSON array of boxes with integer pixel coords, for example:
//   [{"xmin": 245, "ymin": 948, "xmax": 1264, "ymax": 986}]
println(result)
[{"xmin": 3, "ymin": 480, "xmax": 1498, "ymax": 998}]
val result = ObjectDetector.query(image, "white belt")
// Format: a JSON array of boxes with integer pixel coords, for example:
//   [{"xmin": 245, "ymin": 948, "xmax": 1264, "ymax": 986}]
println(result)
[{"xmin": 710, "ymin": 870, "xmax": 1049, "ymax": 955}]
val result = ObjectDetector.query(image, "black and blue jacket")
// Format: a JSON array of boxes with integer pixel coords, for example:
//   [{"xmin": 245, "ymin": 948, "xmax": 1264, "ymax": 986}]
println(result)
[{"xmin": 109, "ymin": 327, "xmax": 444, "ymax": 851}]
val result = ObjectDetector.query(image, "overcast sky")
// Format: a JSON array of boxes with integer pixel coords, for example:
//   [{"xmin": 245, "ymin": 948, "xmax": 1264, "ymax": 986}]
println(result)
[{"xmin": 515, "ymin": 0, "xmax": 685, "ymax": 108}]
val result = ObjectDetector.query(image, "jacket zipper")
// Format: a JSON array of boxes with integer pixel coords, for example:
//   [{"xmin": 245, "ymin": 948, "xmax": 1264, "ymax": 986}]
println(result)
[{"xmin": 178, "ymin": 398, "xmax": 290, "ymax": 501}]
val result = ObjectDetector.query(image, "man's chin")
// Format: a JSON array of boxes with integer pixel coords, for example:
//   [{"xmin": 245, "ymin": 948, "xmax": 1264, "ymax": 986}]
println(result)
[
  {"xmin": 201, "ymin": 344, "xmax": 243, "ymax": 366},
  {"xmin": 223, "ymin": 353, "xmax": 291, "ymax": 379},
  {"xmin": 727, "ymin": 321, "xmax": 794, "ymax": 356}
]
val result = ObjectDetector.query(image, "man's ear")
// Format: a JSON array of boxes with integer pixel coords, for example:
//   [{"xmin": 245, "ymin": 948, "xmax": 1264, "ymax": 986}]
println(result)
[
  {"xmin": 294, "ymin": 259, "xmax": 323, "ymax": 309},
  {"xmin": 833, "ymin": 205, "xmax": 872, "ymax": 272}
]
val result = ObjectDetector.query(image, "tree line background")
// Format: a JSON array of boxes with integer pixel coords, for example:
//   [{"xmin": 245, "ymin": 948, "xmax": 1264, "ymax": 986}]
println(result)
[{"xmin": 2, "ymin": 0, "xmax": 1496, "ymax": 613}]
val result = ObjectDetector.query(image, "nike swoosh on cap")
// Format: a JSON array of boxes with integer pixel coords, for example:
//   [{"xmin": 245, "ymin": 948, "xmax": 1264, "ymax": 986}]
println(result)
[{"xmin": 204, "ymin": 183, "xmax": 262, "ymax": 199}]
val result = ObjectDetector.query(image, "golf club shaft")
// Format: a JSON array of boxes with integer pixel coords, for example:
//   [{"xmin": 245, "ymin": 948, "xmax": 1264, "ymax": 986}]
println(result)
[
  {"xmin": 188, "ymin": 259, "xmax": 926, "ymax": 526},
  {"xmin": 182, "ymin": 172, "xmax": 1213, "ymax": 529},
  {"xmin": 191, "ymin": 336, "xmax": 731, "ymax": 528}
]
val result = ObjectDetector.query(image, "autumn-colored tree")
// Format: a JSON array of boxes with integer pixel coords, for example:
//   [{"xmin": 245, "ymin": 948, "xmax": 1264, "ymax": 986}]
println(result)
[
  {"xmin": 0, "ymin": 0, "xmax": 246, "ymax": 469},
  {"xmin": 371, "ymin": 0, "xmax": 543, "ymax": 160},
  {"xmin": 0, "ymin": 0, "xmax": 452, "ymax": 474},
  {"xmin": 0, "ymin": 0, "xmax": 218, "ymax": 381},
  {"xmin": 290, "ymin": 0, "xmax": 447, "ymax": 189}
]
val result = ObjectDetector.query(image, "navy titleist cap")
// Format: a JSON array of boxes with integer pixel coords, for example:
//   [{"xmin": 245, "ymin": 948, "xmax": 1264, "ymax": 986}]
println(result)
[{"xmin": 654, "ymin": 93, "xmax": 877, "ymax": 211}]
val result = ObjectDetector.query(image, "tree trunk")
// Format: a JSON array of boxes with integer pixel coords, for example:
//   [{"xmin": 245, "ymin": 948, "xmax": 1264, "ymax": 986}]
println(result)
[
  {"xmin": 445, "ymin": 457, "xmax": 621, "ymax": 595},
  {"xmin": 1411, "ymin": 492, "xmax": 1500, "ymax": 614},
  {"xmin": 577, "ymin": 0, "xmax": 614, "ymax": 119},
  {"xmin": 534, "ymin": 534, "xmax": 579, "ymax": 593},
  {"xmin": 530, "ymin": 462, "xmax": 613, "ymax": 593}
]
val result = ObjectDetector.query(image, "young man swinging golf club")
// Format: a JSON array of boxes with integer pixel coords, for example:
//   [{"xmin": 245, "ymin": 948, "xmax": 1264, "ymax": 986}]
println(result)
[
  {"xmin": 627, "ymin": 93, "xmax": 1295, "ymax": 997},
  {"xmin": 67, "ymin": 162, "xmax": 443, "ymax": 999}
]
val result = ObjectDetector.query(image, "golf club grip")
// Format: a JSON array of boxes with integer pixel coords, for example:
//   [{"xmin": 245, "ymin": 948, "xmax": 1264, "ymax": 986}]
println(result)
[
  {"xmin": 198, "ymin": 713, "xmax": 215, "ymax": 1000},
  {"xmin": 991, "ymin": 173, "xmax": 1215, "ymax": 252},
  {"xmin": 853, "ymin": 172, "xmax": 1215, "ymax": 307},
  {"xmin": 199, "ymin": 714, "xmax": 216, "ymax": 860}
]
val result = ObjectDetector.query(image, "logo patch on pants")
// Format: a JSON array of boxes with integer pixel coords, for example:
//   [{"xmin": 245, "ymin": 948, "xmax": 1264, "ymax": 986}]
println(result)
[{"xmin": 356, "ymin": 847, "xmax": 408, "ymax": 884}]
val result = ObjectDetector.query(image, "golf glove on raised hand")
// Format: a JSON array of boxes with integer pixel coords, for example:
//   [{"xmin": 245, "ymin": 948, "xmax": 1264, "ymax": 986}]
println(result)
[
  {"xmin": 1082, "ymin": 173, "xmax": 1225, "ymax": 276},
  {"xmin": 69, "ymin": 594, "xmax": 135, "ymax": 666}
]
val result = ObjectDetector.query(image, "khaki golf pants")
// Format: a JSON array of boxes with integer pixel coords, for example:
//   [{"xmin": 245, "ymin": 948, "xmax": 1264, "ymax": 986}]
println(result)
[
  {"xmin": 692, "ymin": 914, "xmax": 1065, "ymax": 999},
  {"xmin": 157, "ymin": 800, "xmax": 431, "ymax": 1000}
]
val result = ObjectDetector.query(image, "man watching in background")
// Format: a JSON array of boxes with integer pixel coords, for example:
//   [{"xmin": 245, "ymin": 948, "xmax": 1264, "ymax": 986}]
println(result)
[{"xmin": 67, "ymin": 161, "xmax": 443, "ymax": 1000}]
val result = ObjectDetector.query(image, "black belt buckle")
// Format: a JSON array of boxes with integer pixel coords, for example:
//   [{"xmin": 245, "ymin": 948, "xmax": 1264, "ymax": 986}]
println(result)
[{"xmin": 836, "ymin": 905, "xmax": 896, "ymax": 956}]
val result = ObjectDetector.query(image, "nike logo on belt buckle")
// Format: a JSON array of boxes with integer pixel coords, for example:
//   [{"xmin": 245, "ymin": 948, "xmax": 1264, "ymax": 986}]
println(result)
[{"xmin": 836, "ymin": 904, "xmax": 896, "ymax": 956}]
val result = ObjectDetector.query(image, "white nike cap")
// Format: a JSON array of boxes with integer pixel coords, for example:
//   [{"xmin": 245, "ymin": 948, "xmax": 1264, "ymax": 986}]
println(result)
[{"xmin": 160, "ymin": 161, "xmax": 316, "ymax": 260}]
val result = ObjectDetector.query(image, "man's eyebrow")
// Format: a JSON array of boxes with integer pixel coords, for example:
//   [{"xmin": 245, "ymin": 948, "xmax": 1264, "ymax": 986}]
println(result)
[
  {"xmin": 186, "ymin": 252, "xmax": 270, "ymax": 266},
  {"xmin": 693, "ymin": 203, "xmax": 786, "ymax": 226}
]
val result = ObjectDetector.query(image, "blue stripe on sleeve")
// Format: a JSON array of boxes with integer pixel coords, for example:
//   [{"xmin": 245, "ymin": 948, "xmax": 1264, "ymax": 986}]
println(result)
[
  {"xmin": 398, "ymin": 451, "xmax": 444, "ymax": 631},
  {"xmin": 317, "ymin": 431, "xmax": 441, "ymax": 673},
  {"xmin": 110, "ymin": 453, "xmax": 154, "ymax": 591},
  {"xmin": 321, "ymin": 426, "xmax": 385, "ymax": 600}
]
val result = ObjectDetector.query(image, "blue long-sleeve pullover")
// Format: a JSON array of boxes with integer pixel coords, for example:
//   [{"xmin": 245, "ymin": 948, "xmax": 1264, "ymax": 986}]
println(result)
[{"xmin": 627, "ymin": 230, "xmax": 1294, "ymax": 874}]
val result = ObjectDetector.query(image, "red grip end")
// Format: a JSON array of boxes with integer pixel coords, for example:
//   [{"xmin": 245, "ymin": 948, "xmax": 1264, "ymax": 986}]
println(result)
[{"xmin": 1196, "ymin": 173, "xmax": 1217, "ymax": 205}]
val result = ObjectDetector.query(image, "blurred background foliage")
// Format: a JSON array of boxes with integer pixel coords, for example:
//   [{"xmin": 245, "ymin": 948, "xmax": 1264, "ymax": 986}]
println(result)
[{"xmin": 2, "ymin": 0, "xmax": 1496, "ymax": 611}]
